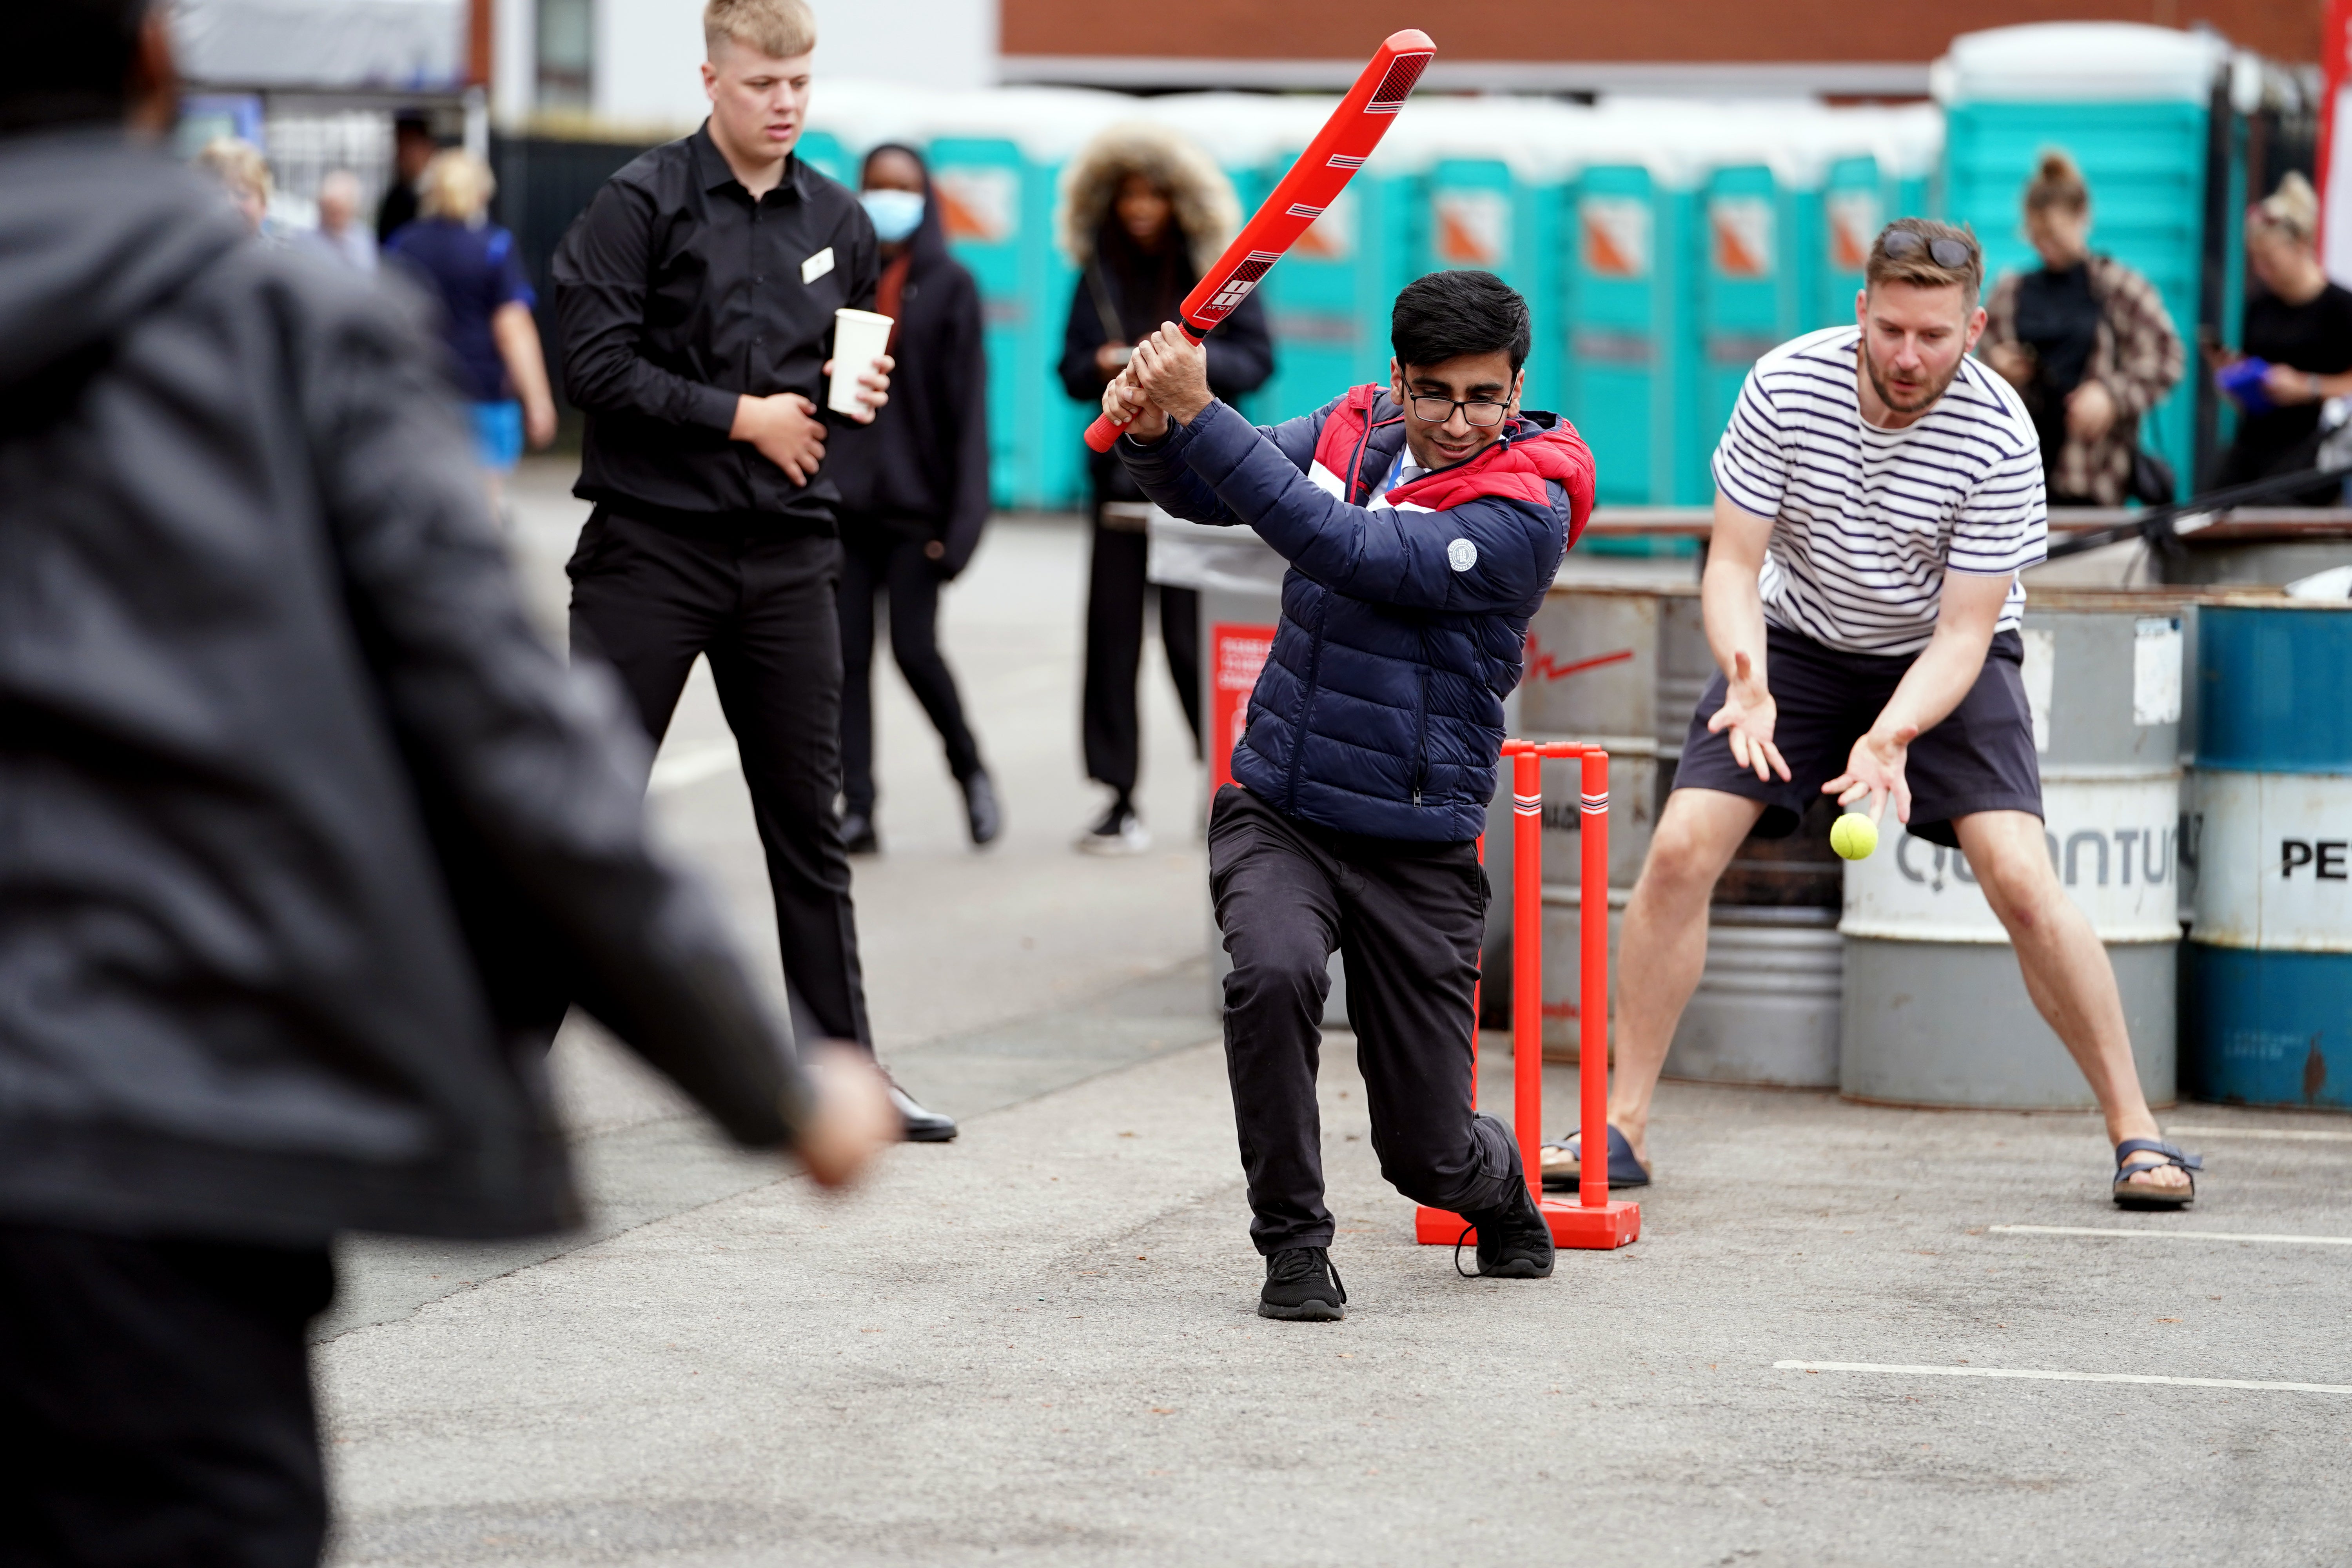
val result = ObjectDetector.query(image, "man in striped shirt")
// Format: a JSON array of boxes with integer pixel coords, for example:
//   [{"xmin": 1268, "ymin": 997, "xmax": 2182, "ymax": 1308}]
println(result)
[{"xmin": 1554, "ymin": 220, "xmax": 2198, "ymax": 1209}]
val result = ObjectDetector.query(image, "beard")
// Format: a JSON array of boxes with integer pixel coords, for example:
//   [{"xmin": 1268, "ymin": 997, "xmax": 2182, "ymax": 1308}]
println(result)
[{"xmin": 1861, "ymin": 342, "xmax": 1962, "ymax": 416}]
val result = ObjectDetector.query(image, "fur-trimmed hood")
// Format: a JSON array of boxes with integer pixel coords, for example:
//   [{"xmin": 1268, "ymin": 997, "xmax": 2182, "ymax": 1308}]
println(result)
[{"xmin": 1056, "ymin": 121, "xmax": 1239, "ymax": 276}]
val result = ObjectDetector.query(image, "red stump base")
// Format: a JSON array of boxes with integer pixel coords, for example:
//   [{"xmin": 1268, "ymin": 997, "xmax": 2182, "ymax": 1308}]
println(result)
[{"xmin": 1414, "ymin": 1196, "xmax": 1641, "ymax": 1250}]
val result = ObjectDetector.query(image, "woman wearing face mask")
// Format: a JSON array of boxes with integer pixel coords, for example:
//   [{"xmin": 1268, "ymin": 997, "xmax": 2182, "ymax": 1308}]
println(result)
[
  {"xmin": 826, "ymin": 143, "xmax": 997, "ymax": 855},
  {"xmin": 1979, "ymin": 151, "xmax": 2183, "ymax": 506},
  {"xmin": 2212, "ymin": 173, "xmax": 2352, "ymax": 501},
  {"xmin": 1057, "ymin": 124, "xmax": 1274, "ymax": 855}
]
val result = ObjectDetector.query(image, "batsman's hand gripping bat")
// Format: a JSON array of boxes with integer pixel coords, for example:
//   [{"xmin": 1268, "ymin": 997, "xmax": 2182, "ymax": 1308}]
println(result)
[{"xmin": 1084, "ymin": 28, "xmax": 1436, "ymax": 453}]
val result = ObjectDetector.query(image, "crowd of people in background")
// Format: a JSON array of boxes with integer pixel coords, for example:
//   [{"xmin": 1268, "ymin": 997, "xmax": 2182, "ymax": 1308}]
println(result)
[{"xmin": 174, "ymin": 78, "xmax": 2352, "ymax": 862}]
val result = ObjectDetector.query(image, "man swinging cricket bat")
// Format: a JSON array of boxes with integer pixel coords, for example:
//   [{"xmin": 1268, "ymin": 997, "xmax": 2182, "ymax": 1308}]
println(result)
[{"xmin": 1108, "ymin": 263, "xmax": 1598, "ymax": 1319}]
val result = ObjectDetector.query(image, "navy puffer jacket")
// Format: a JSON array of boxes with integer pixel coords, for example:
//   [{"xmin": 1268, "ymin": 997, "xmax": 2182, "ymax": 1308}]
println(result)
[{"xmin": 1119, "ymin": 388, "xmax": 1593, "ymax": 842}]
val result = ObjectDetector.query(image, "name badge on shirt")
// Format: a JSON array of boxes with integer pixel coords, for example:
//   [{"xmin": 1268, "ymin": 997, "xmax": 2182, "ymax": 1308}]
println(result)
[{"xmin": 800, "ymin": 247, "xmax": 835, "ymax": 285}]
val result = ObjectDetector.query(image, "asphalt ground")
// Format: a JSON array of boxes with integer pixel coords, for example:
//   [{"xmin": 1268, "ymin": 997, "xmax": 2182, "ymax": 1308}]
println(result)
[{"xmin": 316, "ymin": 466, "xmax": 2352, "ymax": 1565}]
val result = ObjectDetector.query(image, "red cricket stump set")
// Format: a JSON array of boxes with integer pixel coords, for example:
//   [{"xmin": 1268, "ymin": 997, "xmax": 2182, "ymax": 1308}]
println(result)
[{"xmin": 1415, "ymin": 742, "xmax": 1642, "ymax": 1251}]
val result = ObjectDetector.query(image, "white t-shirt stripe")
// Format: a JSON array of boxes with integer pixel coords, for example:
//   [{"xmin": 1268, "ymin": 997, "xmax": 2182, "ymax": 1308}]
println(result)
[{"xmin": 1712, "ymin": 325, "xmax": 2045, "ymax": 655}]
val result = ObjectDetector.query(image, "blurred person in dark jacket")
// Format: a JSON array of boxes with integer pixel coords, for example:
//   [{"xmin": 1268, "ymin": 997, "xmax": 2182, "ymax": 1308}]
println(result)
[
  {"xmin": 2214, "ymin": 173, "xmax": 2352, "ymax": 502},
  {"xmin": 376, "ymin": 108, "xmax": 433, "ymax": 242},
  {"xmin": 827, "ymin": 143, "xmax": 998, "ymax": 855},
  {"xmin": 1057, "ymin": 123, "xmax": 1272, "ymax": 854},
  {"xmin": 0, "ymin": 5, "xmax": 895, "ymax": 1563}
]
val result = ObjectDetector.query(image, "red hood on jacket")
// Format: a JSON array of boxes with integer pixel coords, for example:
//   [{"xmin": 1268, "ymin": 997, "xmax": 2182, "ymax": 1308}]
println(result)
[{"xmin": 1312, "ymin": 383, "xmax": 1596, "ymax": 548}]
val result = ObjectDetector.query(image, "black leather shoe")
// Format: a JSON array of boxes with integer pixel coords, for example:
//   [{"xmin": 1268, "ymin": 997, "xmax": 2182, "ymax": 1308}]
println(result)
[
  {"xmin": 840, "ymin": 812, "xmax": 880, "ymax": 856},
  {"xmin": 885, "ymin": 1075, "xmax": 957, "ymax": 1142},
  {"xmin": 1259, "ymin": 1246, "xmax": 1346, "ymax": 1321},
  {"xmin": 962, "ymin": 771, "xmax": 1002, "ymax": 847},
  {"xmin": 1460, "ymin": 1177, "xmax": 1555, "ymax": 1279}
]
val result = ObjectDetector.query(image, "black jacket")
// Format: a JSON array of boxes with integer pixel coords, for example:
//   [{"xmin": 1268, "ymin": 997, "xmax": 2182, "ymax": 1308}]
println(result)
[
  {"xmin": 1058, "ymin": 252, "xmax": 1273, "ymax": 506},
  {"xmin": 0, "ymin": 130, "xmax": 811, "ymax": 1247},
  {"xmin": 553, "ymin": 127, "xmax": 879, "ymax": 532},
  {"xmin": 825, "ymin": 167, "xmax": 991, "ymax": 575}
]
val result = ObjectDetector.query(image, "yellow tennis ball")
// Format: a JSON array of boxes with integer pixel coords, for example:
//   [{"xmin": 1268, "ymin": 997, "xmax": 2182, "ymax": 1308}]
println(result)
[{"xmin": 1830, "ymin": 812, "xmax": 1878, "ymax": 861}]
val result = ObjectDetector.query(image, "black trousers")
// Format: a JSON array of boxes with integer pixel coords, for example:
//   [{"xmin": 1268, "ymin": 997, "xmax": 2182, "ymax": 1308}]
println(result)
[
  {"xmin": 0, "ymin": 1223, "xmax": 335, "ymax": 1568},
  {"xmin": 1207, "ymin": 785, "xmax": 1520, "ymax": 1254},
  {"xmin": 1083, "ymin": 512, "xmax": 1201, "ymax": 797},
  {"xmin": 835, "ymin": 521, "xmax": 984, "ymax": 819},
  {"xmin": 568, "ymin": 508, "xmax": 871, "ymax": 1047}
]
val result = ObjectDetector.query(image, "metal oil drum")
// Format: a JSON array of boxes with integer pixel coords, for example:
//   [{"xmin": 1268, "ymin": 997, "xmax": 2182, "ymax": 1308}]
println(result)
[{"xmin": 1839, "ymin": 592, "xmax": 2187, "ymax": 1109}]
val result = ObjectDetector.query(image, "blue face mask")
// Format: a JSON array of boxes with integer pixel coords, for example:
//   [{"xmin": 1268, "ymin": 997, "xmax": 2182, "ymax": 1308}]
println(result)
[{"xmin": 861, "ymin": 189, "xmax": 925, "ymax": 244}]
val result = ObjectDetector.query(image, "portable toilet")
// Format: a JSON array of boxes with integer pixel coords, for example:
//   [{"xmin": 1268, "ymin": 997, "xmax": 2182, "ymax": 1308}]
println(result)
[
  {"xmin": 1561, "ymin": 158, "xmax": 1697, "ymax": 508},
  {"xmin": 927, "ymin": 136, "xmax": 1053, "ymax": 510},
  {"xmin": 1418, "ymin": 149, "xmax": 1569, "ymax": 417},
  {"xmin": 1695, "ymin": 160, "xmax": 1800, "ymax": 500},
  {"xmin": 1813, "ymin": 154, "xmax": 1882, "ymax": 329},
  {"xmin": 795, "ymin": 128, "xmax": 853, "ymax": 186},
  {"xmin": 1938, "ymin": 23, "xmax": 2231, "ymax": 501}
]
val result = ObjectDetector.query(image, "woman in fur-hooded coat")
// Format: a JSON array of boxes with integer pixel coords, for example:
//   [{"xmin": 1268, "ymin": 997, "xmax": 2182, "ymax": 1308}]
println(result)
[{"xmin": 1055, "ymin": 122, "xmax": 1274, "ymax": 851}]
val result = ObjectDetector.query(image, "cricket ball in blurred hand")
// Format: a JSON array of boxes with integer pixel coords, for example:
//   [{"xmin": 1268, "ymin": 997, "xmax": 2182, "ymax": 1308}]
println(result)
[{"xmin": 1830, "ymin": 813, "xmax": 1878, "ymax": 861}]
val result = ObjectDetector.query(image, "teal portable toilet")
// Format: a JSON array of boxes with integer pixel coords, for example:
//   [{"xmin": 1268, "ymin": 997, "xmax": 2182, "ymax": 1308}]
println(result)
[
  {"xmin": 1252, "ymin": 154, "xmax": 1412, "ymax": 425},
  {"xmin": 1812, "ymin": 154, "xmax": 1882, "ymax": 328},
  {"xmin": 929, "ymin": 137, "xmax": 1042, "ymax": 510},
  {"xmin": 1561, "ymin": 163, "xmax": 1695, "ymax": 510},
  {"xmin": 1940, "ymin": 23, "xmax": 2229, "ymax": 501},
  {"xmin": 1695, "ymin": 162, "xmax": 1799, "ymax": 501},
  {"xmin": 1418, "ymin": 156, "xmax": 1568, "ymax": 417},
  {"xmin": 795, "ymin": 129, "xmax": 851, "ymax": 186}
]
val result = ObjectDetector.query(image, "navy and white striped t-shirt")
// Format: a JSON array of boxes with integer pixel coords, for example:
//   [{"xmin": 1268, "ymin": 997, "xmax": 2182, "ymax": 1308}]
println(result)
[{"xmin": 1711, "ymin": 325, "xmax": 2047, "ymax": 656}]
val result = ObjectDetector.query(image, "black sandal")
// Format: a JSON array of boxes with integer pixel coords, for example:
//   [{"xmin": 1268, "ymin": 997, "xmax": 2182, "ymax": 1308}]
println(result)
[{"xmin": 2113, "ymin": 1138, "xmax": 2201, "ymax": 1210}]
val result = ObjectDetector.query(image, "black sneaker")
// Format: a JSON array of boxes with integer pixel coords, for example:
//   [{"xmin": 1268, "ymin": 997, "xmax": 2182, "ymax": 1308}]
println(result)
[
  {"xmin": 1075, "ymin": 797, "xmax": 1150, "ymax": 856},
  {"xmin": 1459, "ymin": 1179, "xmax": 1555, "ymax": 1279},
  {"xmin": 962, "ymin": 771, "xmax": 1002, "ymax": 847},
  {"xmin": 840, "ymin": 811, "xmax": 880, "ymax": 856},
  {"xmin": 1258, "ymin": 1246, "xmax": 1346, "ymax": 1321}
]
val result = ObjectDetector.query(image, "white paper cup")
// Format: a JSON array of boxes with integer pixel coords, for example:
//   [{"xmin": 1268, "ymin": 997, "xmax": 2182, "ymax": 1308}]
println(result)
[{"xmin": 827, "ymin": 308, "xmax": 894, "ymax": 416}]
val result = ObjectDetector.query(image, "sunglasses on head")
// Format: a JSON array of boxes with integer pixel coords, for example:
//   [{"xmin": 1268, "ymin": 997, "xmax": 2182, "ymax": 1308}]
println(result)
[{"xmin": 1880, "ymin": 228, "xmax": 1977, "ymax": 270}]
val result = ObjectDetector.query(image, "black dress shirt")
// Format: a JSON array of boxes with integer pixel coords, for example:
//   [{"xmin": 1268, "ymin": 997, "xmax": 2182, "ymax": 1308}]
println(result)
[{"xmin": 553, "ymin": 125, "xmax": 878, "ymax": 531}]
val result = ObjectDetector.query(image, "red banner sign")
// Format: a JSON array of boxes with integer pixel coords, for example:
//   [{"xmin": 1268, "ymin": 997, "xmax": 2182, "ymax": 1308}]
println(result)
[{"xmin": 1210, "ymin": 623, "xmax": 1276, "ymax": 791}]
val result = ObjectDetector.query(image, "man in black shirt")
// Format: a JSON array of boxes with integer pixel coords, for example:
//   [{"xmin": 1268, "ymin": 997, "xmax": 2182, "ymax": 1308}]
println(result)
[
  {"xmin": 374, "ymin": 109, "xmax": 432, "ymax": 241},
  {"xmin": 553, "ymin": 0, "xmax": 956, "ymax": 1140}
]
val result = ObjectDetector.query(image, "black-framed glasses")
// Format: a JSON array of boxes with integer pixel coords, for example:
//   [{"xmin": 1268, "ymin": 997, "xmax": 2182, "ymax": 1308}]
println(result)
[
  {"xmin": 1407, "ymin": 395, "xmax": 1510, "ymax": 428},
  {"xmin": 1880, "ymin": 227, "xmax": 1977, "ymax": 270}
]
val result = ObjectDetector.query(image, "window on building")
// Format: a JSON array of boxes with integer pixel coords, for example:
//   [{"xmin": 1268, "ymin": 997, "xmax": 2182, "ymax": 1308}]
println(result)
[{"xmin": 537, "ymin": 0, "xmax": 594, "ymax": 111}]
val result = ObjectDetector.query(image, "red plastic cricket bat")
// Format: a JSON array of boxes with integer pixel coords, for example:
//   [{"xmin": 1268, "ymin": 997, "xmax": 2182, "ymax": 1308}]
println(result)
[{"xmin": 1083, "ymin": 28, "xmax": 1436, "ymax": 453}]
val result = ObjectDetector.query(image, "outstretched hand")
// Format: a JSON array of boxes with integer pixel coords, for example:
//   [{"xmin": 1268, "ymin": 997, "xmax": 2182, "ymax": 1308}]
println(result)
[
  {"xmin": 1824, "ymin": 722, "xmax": 1920, "ymax": 824},
  {"xmin": 1705, "ymin": 651, "xmax": 1790, "ymax": 783}
]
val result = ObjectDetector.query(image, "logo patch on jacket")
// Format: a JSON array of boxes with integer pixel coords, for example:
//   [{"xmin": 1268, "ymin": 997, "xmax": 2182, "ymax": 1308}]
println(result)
[{"xmin": 1447, "ymin": 538, "xmax": 1478, "ymax": 572}]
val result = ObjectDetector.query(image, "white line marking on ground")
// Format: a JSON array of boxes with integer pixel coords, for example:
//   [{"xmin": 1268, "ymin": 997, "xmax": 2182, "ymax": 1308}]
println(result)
[
  {"xmin": 648, "ymin": 740, "xmax": 740, "ymax": 795},
  {"xmin": 1775, "ymin": 1361, "xmax": 2352, "ymax": 1395},
  {"xmin": 1991, "ymin": 1224, "xmax": 2352, "ymax": 1247},
  {"xmin": 2164, "ymin": 1125, "xmax": 2352, "ymax": 1143}
]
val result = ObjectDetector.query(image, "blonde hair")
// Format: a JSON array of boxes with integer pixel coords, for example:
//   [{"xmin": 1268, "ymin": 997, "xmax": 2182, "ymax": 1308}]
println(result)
[
  {"xmin": 704, "ymin": 0, "xmax": 816, "ymax": 61},
  {"xmin": 2249, "ymin": 172, "xmax": 2319, "ymax": 246},
  {"xmin": 2024, "ymin": 149, "xmax": 2089, "ymax": 214},
  {"xmin": 1865, "ymin": 218, "xmax": 1984, "ymax": 308},
  {"xmin": 417, "ymin": 149, "xmax": 496, "ymax": 222},
  {"xmin": 194, "ymin": 137, "xmax": 270, "ymax": 203}
]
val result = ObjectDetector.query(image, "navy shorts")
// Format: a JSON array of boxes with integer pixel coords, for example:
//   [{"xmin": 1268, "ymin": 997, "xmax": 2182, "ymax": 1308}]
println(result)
[{"xmin": 1671, "ymin": 623, "xmax": 2042, "ymax": 849}]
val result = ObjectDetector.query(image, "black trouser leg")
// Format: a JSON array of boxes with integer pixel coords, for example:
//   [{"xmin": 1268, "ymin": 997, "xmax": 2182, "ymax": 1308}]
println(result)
[
  {"xmin": 1338, "ymin": 836, "xmax": 1518, "ymax": 1219},
  {"xmin": 0, "ymin": 1224, "xmax": 335, "ymax": 1568},
  {"xmin": 711, "ymin": 534, "xmax": 873, "ymax": 1048},
  {"xmin": 1082, "ymin": 514, "xmax": 1147, "ymax": 797},
  {"xmin": 835, "ymin": 531, "xmax": 884, "ymax": 819},
  {"xmin": 565, "ymin": 508, "xmax": 730, "ymax": 753},
  {"xmin": 1160, "ymin": 583, "xmax": 1203, "ymax": 760},
  {"xmin": 1208, "ymin": 786, "xmax": 1343, "ymax": 1254},
  {"xmin": 882, "ymin": 538, "xmax": 984, "ymax": 784}
]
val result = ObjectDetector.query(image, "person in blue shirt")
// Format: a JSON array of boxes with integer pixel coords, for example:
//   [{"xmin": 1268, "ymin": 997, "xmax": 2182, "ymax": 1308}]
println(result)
[{"xmin": 385, "ymin": 150, "xmax": 556, "ymax": 508}]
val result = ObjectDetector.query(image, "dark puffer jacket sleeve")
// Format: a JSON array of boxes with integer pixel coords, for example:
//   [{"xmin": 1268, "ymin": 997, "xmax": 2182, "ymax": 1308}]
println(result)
[
  {"xmin": 1145, "ymin": 399, "xmax": 1560, "ymax": 613},
  {"xmin": 296, "ymin": 275, "xmax": 815, "ymax": 1150}
]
